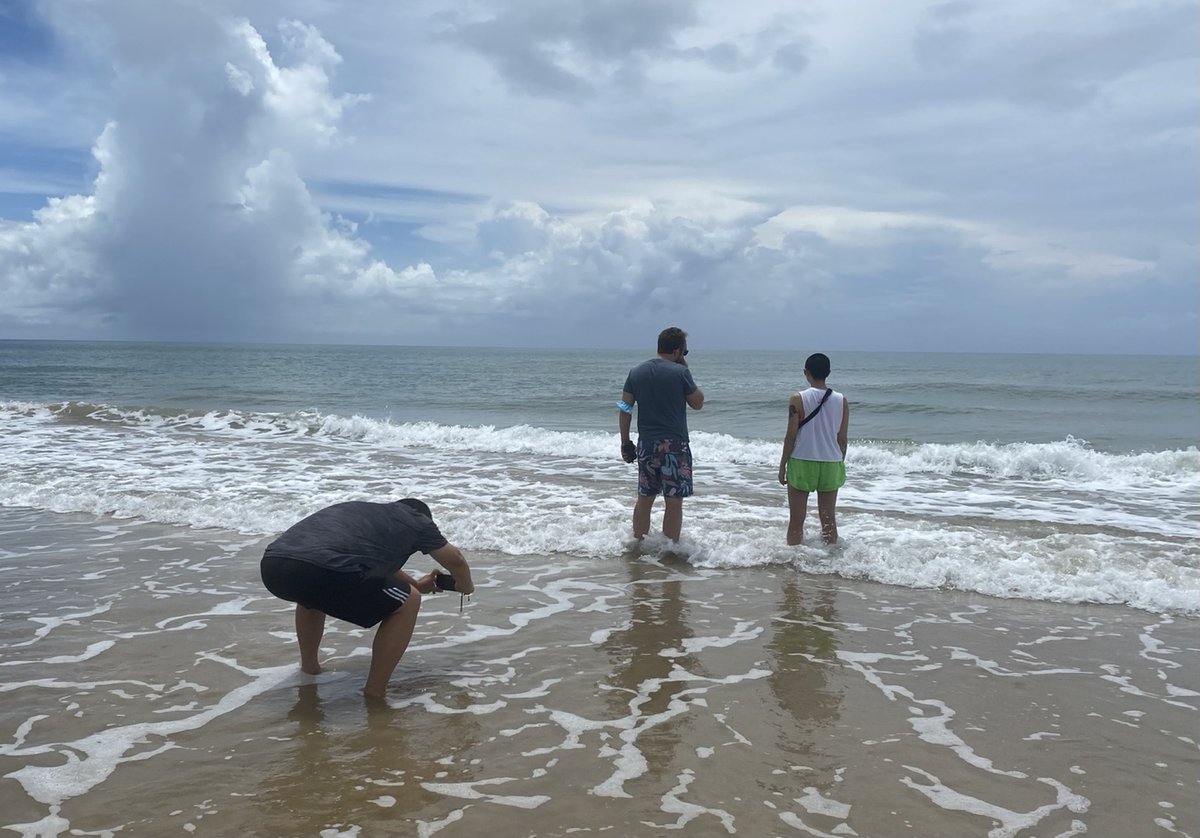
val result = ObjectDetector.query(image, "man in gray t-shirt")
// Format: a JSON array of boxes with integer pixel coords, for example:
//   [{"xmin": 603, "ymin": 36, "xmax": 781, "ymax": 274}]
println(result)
[
  {"xmin": 617, "ymin": 326, "xmax": 705, "ymax": 543},
  {"xmin": 260, "ymin": 498, "xmax": 475, "ymax": 699}
]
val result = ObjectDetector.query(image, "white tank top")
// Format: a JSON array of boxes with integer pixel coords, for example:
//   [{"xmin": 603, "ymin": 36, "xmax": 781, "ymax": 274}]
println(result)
[{"xmin": 790, "ymin": 387, "xmax": 845, "ymax": 462}]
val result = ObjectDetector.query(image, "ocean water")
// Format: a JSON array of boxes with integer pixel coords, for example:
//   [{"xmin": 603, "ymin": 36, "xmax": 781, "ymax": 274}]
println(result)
[
  {"xmin": 2, "ymin": 340, "xmax": 1197, "ymax": 613},
  {"xmin": 2, "ymin": 340, "xmax": 1199, "ymax": 838},
  {"xmin": 3, "ymin": 513, "xmax": 1195, "ymax": 837}
]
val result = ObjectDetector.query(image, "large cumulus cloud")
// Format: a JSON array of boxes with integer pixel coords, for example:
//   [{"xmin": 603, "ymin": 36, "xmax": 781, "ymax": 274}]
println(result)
[{"xmin": 0, "ymin": 7, "xmax": 401, "ymax": 340}]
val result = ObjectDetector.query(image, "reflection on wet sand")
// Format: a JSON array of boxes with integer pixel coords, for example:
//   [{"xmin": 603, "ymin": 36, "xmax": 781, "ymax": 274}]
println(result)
[
  {"xmin": 760, "ymin": 577, "xmax": 847, "ymax": 822},
  {"xmin": 767, "ymin": 579, "xmax": 843, "ymax": 742},
  {"xmin": 253, "ymin": 679, "xmax": 483, "ymax": 835},
  {"xmin": 598, "ymin": 557, "xmax": 706, "ymax": 788}
]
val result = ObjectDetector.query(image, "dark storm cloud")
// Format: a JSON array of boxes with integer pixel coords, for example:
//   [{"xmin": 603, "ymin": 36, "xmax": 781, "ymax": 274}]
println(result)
[
  {"xmin": 438, "ymin": 0, "xmax": 809, "ymax": 99},
  {"xmin": 436, "ymin": 0, "xmax": 697, "ymax": 98}
]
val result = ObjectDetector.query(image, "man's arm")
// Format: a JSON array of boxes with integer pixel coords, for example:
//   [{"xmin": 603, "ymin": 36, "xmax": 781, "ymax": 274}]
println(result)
[
  {"xmin": 619, "ymin": 390, "xmax": 635, "ymax": 441},
  {"xmin": 676, "ymin": 357, "xmax": 704, "ymax": 410},
  {"xmin": 619, "ymin": 390, "xmax": 636, "ymax": 461},
  {"xmin": 429, "ymin": 543, "xmax": 475, "ymax": 595}
]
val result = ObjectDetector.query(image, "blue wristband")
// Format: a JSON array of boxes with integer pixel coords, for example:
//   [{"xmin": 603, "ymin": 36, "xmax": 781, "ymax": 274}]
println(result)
[{"xmin": 617, "ymin": 400, "xmax": 633, "ymax": 414}]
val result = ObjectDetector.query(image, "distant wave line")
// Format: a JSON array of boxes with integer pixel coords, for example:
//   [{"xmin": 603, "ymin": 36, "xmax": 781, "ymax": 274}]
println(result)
[{"xmin": 2, "ymin": 401, "xmax": 1198, "ymax": 483}]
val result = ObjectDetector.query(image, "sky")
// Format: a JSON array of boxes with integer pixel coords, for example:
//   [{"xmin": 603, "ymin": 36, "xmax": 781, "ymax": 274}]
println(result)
[{"xmin": 0, "ymin": 0, "xmax": 1196, "ymax": 353}]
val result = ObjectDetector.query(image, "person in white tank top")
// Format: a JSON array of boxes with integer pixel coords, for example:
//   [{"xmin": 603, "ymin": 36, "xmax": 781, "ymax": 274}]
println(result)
[{"xmin": 777, "ymin": 353, "xmax": 849, "ymax": 545}]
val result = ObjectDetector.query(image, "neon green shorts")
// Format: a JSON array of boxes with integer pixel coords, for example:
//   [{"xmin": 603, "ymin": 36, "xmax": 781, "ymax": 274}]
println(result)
[{"xmin": 786, "ymin": 458, "xmax": 845, "ymax": 493}]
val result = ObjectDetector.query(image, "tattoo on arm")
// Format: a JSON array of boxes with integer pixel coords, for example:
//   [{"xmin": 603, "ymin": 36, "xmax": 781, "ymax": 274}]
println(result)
[{"xmin": 788, "ymin": 404, "xmax": 798, "ymax": 416}]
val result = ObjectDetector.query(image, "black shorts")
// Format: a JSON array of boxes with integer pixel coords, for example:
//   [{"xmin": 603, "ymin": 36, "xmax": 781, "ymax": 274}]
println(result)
[{"xmin": 260, "ymin": 554, "xmax": 412, "ymax": 628}]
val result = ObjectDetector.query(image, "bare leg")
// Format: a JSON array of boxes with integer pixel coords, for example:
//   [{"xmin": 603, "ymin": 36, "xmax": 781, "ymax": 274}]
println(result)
[
  {"xmin": 632, "ymin": 494, "xmax": 655, "ymax": 539},
  {"xmin": 295, "ymin": 605, "xmax": 326, "ymax": 675},
  {"xmin": 817, "ymin": 490, "xmax": 839, "ymax": 544},
  {"xmin": 662, "ymin": 496, "xmax": 683, "ymax": 542},
  {"xmin": 363, "ymin": 589, "xmax": 422, "ymax": 698},
  {"xmin": 786, "ymin": 487, "xmax": 809, "ymax": 546}
]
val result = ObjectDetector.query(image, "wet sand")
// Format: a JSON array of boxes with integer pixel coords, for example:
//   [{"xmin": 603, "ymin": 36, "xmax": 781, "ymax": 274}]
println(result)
[{"xmin": 1, "ymin": 507, "xmax": 1196, "ymax": 837}]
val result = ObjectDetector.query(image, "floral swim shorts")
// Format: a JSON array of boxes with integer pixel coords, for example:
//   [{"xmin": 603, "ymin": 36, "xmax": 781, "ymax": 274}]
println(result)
[{"xmin": 637, "ymin": 439, "xmax": 693, "ymax": 498}]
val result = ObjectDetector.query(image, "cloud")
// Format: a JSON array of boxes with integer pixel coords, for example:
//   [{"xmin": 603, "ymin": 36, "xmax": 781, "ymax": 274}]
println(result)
[
  {"xmin": 912, "ymin": 0, "xmax": 1198, "ymax": 109},
  {"xmin": 437, "ymin": 0, "xmax": 698, "ymax": 99},
  {"xmin": 337, "ymin": 194, "xmax": 1161, "ymax": 352},
  {"xmin": 757, "ymin": 206, "xmax": 1156, "ymax": 284},
  {"xmin": 0, "ymin": 8, "xmax": 383, "ymax": 340},
  {"xmin": 0, "ymin": 1, "xmax": 1194, "ymax": 353},
  {"xmin": 0, "ymin": 193, "xmax": 100, "ymax": 328},
  {"xmin": 437, "ymin": 0, "xmax": 810, "ymax": 100}
]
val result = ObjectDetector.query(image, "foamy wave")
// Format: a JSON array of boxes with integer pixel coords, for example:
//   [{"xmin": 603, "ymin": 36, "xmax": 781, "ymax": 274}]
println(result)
[
  {"xmin": 2, "ymin": 401, "xmax": 1198, "ymax": 614},
  {"xmin": 847, "ymin": 436, "xmax": 1200, "ymax": 483},
  {"xmin": 5, "ymin": 402, "xmax": 1197, "ymax": 482},
  {"xmin": 681, "ymin": 513, "xmax": 1200, "ymax": 615}
]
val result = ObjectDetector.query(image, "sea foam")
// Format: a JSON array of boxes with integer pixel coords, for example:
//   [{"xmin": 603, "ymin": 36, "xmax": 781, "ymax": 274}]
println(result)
[{"xmin": 1, "ymin": 402, "xmax": 1197, "ymax": 614}]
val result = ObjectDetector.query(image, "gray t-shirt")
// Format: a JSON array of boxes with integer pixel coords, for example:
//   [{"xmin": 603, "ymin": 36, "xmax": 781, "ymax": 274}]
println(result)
[
  {"xmin": 623, "ymin": 358, "xmax": 698, "ymax": 443},
  {"xmin": 263, "ymin": 501, "xmax": 447, "ymax": 579}
]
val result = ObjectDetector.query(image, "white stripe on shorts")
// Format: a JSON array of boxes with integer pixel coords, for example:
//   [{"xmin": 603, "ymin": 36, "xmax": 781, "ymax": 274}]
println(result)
[{"xmin": 382, "ymin": 586, "xmax": 409, "ymax": 604}]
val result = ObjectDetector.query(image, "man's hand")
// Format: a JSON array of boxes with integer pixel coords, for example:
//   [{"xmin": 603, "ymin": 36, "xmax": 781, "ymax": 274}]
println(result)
[
  {"xmin": 415, "ymin": 570, "xmax": 440, "ymax": 594},
  {"xmin": 429, "ymin": 544, "xmax": 475, "ymax": 595},
  {"xmin": 621, "ymin": 440, "xmax": 637, "ymax": 463}
]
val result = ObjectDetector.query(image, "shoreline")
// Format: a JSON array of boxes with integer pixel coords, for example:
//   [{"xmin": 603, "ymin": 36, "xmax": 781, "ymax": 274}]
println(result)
[{"xmin": 1, "ymin": 507, "xmax": 1197, "ymax": 837}]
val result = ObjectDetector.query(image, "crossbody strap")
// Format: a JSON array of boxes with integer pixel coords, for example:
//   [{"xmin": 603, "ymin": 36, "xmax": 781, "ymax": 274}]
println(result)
[{"xmin": 797, "ymin": 388, "xmax": 833, "ymax": 431}]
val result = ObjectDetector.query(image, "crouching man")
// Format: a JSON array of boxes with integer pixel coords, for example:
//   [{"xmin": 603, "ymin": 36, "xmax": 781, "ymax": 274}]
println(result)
[{"xmin": 260, "ymin": 497, "xmax": 474, "ymax": 698}]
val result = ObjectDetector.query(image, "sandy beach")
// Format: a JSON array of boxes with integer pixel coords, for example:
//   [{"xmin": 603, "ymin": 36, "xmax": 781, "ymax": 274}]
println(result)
[{"xmin": 1, "ymin": 507, "xmax": 1196, "ymax": 838}]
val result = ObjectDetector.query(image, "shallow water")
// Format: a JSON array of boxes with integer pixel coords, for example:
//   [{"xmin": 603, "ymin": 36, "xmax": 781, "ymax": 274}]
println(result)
[
  {"xmin": 2, "ymin": 509, "xmax": 1196, "ymax": 837},
  {"xmin": 3, "ymin": 342, "xmax": 1198, "ymax": 615}
]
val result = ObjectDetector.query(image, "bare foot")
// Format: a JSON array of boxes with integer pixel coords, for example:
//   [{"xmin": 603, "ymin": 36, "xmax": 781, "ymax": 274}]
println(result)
[{"xmin": 300, "ymin": 663, "xmax": 323, "ymax": 675}]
